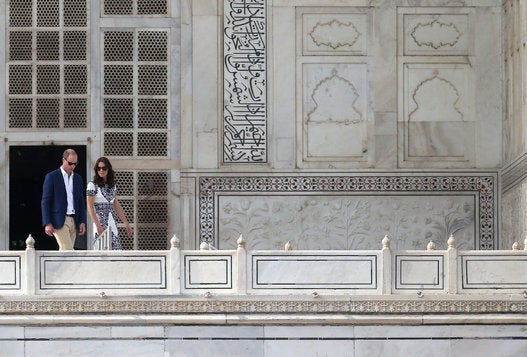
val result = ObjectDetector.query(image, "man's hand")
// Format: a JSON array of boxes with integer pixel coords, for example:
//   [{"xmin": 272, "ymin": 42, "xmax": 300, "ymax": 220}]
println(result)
[
  {"xmin": 78, "ymin": 223, "xmax": 86, "ymax": 235},
  {"xmin": 44, "ymin": 223, "xmax": 55, "ymax": 236}
]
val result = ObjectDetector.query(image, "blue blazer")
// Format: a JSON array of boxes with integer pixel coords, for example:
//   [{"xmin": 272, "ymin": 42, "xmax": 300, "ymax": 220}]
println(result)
[{"xmin": 41, "ymin": 168, "xmax": 87, "ymax": 229}]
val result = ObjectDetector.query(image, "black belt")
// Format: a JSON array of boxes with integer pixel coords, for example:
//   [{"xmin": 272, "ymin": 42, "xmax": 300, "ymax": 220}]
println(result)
[{"xmin": 66, "ymin": 214, "xmax": 75, "ymax": 217}]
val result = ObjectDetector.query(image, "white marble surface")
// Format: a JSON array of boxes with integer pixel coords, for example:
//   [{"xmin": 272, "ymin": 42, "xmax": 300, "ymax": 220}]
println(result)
[
  {"xmin": 501, "ymin": 178, "xmax": 527, "ymax": 250},
  {"xmin": 3, "ymin": 324, "xmax": 527, "ymax": 357}
]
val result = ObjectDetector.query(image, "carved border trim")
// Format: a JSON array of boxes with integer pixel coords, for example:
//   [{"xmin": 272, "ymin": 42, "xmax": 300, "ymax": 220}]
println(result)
[
  {"xmin": 0, "ymin": 299, "xmax": 523, "ymax": 315},
  {"xmin": 198, "ymin": 174, "xmax": 497, "ymax": 249}
]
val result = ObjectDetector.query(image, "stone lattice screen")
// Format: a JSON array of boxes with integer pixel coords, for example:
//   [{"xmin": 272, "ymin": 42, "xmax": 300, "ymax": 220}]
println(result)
[
  {"xmin": 7, "ymin": 0, "xmax": 89, "ymax": 129},
  {"xmin": 7, "ymin": 0, "xmax": 170, "ymax": 250}
]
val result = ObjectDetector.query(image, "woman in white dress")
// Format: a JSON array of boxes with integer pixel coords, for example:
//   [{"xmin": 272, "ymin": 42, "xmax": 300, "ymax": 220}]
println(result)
[{"xmin": 86, "ymin": 157, "xmax": 132, "ymax": 249}]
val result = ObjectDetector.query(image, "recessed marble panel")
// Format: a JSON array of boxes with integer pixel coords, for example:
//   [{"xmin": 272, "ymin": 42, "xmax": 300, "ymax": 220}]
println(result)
[
  {"xmin": 184, "ymin": 254, "xmax": 232, "ymax": 289},
  {"xmin": 302, "ymin": 63, "xmax": 371, "ymax": 162},
  {"xmin": 251, "ymin": 254, "xmax": 377, "ymax": 290},
  {"xmin": 39, "ymin": 254, "xmax": 166, "ymax": 290},
  {"xmin": 395, "ymin": 254, "xmax": 444, "ymax": 290},
  {"xmin": 461, "ymin": 255, "xmax": 527, "ymax": 289},
  {"xmin": 0, "ymin": 257, "xmax": 20, "ymax": 290},
  {"xmin": 401, "ymin": 63, "xmax": 473, "ymax": 164}
]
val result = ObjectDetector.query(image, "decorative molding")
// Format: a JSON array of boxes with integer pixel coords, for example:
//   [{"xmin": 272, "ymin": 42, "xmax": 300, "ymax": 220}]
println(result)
[
  {"xmin": 198, "ymin": 174, "xmax": 498, "ymax": 249},
  {"xmin": 0, "ymin": 298, "xmax": 525, "ymax": 315}
]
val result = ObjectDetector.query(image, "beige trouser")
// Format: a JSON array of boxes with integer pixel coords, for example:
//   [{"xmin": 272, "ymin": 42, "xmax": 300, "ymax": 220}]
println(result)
[{"xmin": 53, "ymin": 216, "xmax": 76, "ymax": 250}]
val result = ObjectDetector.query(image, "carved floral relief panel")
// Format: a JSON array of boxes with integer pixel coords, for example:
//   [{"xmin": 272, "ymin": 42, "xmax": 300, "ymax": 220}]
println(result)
[
  {"xmin": 217, "ymin": 194, "xmax": 475, "ymax": 251},
  {"xmin": 198, "ymin": 174, "xmax": 497, "ymax": 250}
]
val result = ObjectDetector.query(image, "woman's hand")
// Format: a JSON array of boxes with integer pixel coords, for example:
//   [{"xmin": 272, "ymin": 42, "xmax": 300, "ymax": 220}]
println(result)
[
  {"xmin": 125, "ymin": 223, "xmax": 133, "ymax": 238},
  {"xmin": 96, "ymin": 225, "xmax": 105, "ymax": 235}
]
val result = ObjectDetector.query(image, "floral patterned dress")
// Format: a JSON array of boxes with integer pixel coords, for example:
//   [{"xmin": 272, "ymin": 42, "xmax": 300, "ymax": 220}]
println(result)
[{"xmin": 86, "ymin": 181, "xmax": 122, "ymax": 250}]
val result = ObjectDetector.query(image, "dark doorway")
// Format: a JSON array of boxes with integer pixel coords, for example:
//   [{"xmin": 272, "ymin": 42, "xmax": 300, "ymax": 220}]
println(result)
[{"xmin": 9, "ymin": 145, "xmax": 87, "ymax": 250}]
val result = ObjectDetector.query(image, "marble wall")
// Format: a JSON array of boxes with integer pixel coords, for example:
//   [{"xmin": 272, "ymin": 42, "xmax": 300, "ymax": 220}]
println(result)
[
  {"xmin": 187, "ymin": 0, "xmax": 502, "ymax": 170},
  {"xmin": 182, "ymin": 0, "xmax": 503, "ymax": 250},
  {"xmin": 2, "ymin": 324, "xmax": 527, "ymax": 357},
  {"xmin": 500, "ymin": 0, "xmax": 527, "ymax": 245}
]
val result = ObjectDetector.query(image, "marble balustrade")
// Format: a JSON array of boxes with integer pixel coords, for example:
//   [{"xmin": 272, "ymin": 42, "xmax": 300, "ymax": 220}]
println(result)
[{"xmin": 2, "ymin": 234, "xmax": 527, "ymax": 298}]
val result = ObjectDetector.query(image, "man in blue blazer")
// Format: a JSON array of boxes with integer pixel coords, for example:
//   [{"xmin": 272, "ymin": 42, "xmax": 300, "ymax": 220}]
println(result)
[{"xmin": 41, "ymin": 149, "xmax": 87, "ymax": 250}]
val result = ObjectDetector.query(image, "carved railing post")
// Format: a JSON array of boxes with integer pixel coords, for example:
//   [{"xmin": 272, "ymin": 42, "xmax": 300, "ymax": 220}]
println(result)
[
  {"xmin": 446, "ymin": 234, "xmax": 458, "ymax": 294},
  {"xmin": 169, "ymin": 234, "xmax": 181, "ymax": 294},
  {"xmin": 381, "ymin": 235, "xmax": 391, "ymax": 294},
  {"xmin": 236, "ymin": 234, "xmax": 247, "ymax": 294},
  {"xmin": 25, "ymin": 234, "xmax": 36, "ymax": 295}
]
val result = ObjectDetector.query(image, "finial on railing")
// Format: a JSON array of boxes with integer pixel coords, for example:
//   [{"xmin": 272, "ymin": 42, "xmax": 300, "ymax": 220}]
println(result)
[
  {"xmin": 427, "ymin": 240, "xmax": 436, "ymax": 251},
  {"xmin": 170, "ymin": 234, "xmax": 180, "ymax": 249},
  {"xmin": 447, "ymin": 234, "xmax": 456, "ymax": 249},
  {"xmin": 285, "ymin": 241, "xmax": 293, "ymax": 251},
  {"xmin": 381, "ymin": 235, "xmax": 390, "ymax": 250},
  {"xmin": 512, "ymin": 241, "xmax": 520, "ymax": 251},
  {"xmin": 200, "ymin": 241, "xmax": 210, "ymax": 250},
  {"xmin": 25, "ymin": 234, "xmax": 35, "ymax": 250},
  {"xmin": 237, "ymin": 234, "xmax": 246, "ymax": 249}
]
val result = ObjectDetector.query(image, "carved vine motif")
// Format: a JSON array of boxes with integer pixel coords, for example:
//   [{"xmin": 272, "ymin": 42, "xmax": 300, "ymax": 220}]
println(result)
[
  {"xmin": 410, "ymin": 19, "xmax": 461, "ymax": 50},
  {"xmin": 309, "ymin": 18, "xmax": 361, "ymax": 50}
]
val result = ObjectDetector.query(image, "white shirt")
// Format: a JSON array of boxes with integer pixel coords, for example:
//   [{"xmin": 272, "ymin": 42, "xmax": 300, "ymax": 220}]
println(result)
[{"xmin": 60, "ymin": 167, "xmax": 75, "ymax": 215}]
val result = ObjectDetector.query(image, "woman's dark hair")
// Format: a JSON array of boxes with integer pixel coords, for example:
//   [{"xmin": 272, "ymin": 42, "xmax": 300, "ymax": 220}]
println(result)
[{"xmin": 92, "ymin": 157, "xmax": 115, "ymax": 188}]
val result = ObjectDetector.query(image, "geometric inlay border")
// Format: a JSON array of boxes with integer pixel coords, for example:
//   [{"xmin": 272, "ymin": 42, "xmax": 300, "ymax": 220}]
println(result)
[{"xmin": 198, "ymin": 173, "xmax": 498, "ymax": 249}]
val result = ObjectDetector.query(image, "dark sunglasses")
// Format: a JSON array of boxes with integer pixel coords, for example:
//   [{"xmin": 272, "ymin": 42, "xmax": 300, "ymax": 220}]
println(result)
[
  {"xmin": 66, "ymin": 160, "xmax": 78, "ymax": 166},
  {"xmin": 97, "ymin": 166, "xmax": 108, "ymax": 171}
]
